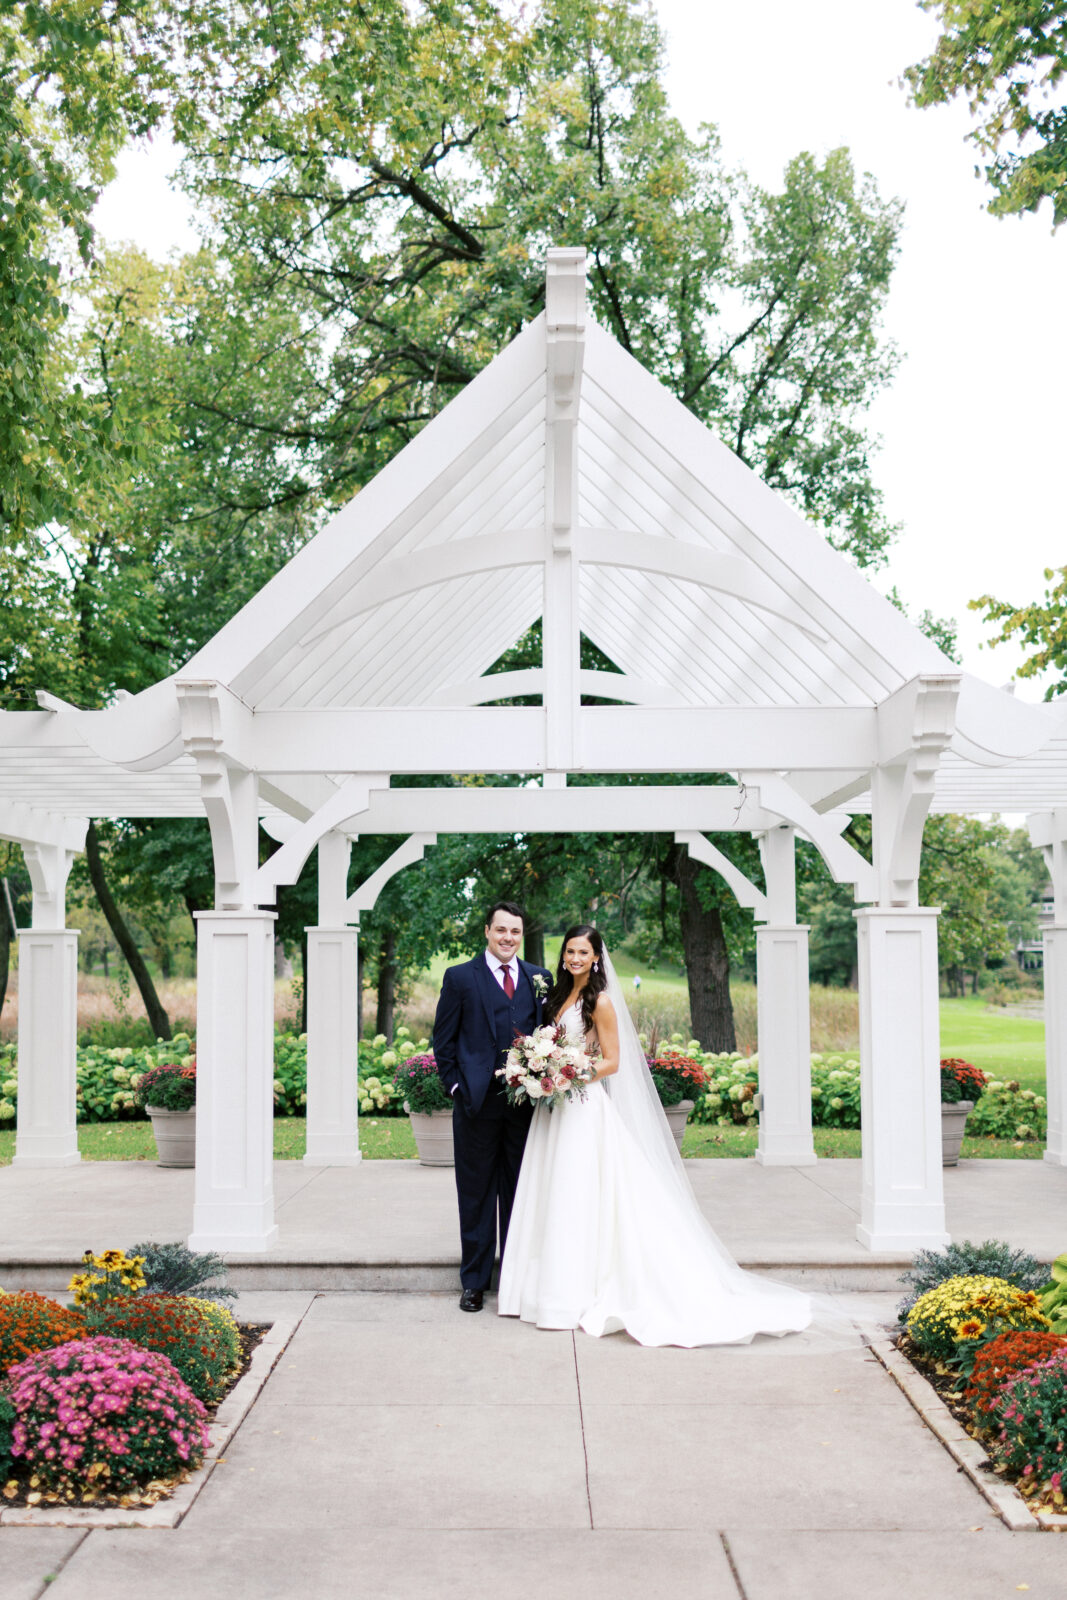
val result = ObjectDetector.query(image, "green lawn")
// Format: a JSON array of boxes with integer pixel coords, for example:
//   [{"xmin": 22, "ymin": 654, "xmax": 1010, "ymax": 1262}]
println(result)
[
  {"xmin": 937, "ymin": 996, "xmax": 1045, "ymax": 1090},
  {"xmin": 0, "ymin": 1110, "xmax": 1045, "ymax": 1165}
]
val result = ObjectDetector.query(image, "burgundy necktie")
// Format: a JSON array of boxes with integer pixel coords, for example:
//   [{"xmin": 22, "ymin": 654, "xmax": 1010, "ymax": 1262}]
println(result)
[{"xmin": 502, "ymin": 965, "xmax": 515, "ymax": 999}]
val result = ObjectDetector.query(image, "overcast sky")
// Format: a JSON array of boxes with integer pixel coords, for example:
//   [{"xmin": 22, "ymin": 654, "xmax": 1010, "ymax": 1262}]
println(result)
[{"xmin": 92, "ymin": 0, "xmax": 1065, "ymax": 698}]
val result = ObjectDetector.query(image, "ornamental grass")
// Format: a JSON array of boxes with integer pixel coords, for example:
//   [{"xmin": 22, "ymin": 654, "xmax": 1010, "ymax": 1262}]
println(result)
[
  {"xmin": 5, "ymin": 1335, "xmax": 208, "ymax": 1497},
  {"xmin": 0, "ymin": 1292, "xmax": 85, "ymax": 1377},
  {"xmin": 89, "ymin": 1293, "xmax": 241, "ymax": 1403},
  {"xmin": 907, "ymin": 1275, "xmax": 1051, "ymax": 1366},
  {"xmin": 991, "ymin": 1347, "xmax": 1067, "ymax": 1503},
  {"xmin": 963, "ymin": 1330, "xmax": 1067, "ymax": 1425}
]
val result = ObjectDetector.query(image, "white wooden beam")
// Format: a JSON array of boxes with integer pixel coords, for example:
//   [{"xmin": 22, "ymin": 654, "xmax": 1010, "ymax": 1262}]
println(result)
[
  {"xmin": 252, "ymin": 776, "xmax": 380, "ymax": 905},
  {"xmin": 328, "ymin": 784, "xmax": 781, "ymax": 835},
  {"xmin": 426, "ymin": 669, "xmax": 687, "ymax": 707}
]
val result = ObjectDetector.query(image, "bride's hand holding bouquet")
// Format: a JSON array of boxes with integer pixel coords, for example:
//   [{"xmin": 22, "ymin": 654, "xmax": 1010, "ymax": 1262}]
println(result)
[{"xmin": 496, "ymin": 1022, "xmax": 595, "ymax": 1110}]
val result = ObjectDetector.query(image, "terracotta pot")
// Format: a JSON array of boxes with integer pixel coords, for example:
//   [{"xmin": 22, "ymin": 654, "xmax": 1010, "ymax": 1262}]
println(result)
[
  {"xmin": 146, "ymin": 1104, "xmax": 196, "ymax": 1168},
  {"xmin": 941, "ymin": 1099, "xmax": 973, "ymax": 1167},
  {"xmin": 663, "ymin": 1098, "xmax": 695, "ymax": 1154},
  {"xmin": 410, "ymin": 1108, "xmax": 455, "ymax": 1167}
]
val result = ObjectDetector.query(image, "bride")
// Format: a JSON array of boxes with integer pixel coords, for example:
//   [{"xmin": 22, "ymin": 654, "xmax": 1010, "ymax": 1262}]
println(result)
[{"xmin": 498, "ymin": 924, "xmax": 813, "ymax": 1346}]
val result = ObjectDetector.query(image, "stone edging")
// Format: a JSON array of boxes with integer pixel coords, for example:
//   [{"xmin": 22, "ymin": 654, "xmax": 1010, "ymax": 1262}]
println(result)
[
  {"xmin": 0, "ymin": 1292, "xmax": 316, "ymax": 1530},
  {"xmin": 868, "ymin": 1335, "xmax": 1067, "ymax": 1534}
]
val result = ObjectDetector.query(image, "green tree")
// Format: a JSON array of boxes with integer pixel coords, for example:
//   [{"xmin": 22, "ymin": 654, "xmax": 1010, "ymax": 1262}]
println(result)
[
  {"xmin": 971, "ymin": 566, "xmax": 1067, "ymax": 698},
  {"xmin": 906, "ymin": 1, "xmax": 1067, "ymax": 226}
]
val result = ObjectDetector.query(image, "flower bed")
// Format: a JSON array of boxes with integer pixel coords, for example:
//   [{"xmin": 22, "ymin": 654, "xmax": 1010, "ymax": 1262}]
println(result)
[
  {"xmin": 893, "ymin": 1241, "xmax": 1067, "ymax": 1515},
  {"xmin": 1, "ymin": 1243, "xmax": 265, "ymax": 1510}
]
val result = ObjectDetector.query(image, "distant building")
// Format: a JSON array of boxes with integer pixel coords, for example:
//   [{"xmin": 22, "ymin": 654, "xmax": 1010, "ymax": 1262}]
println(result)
[{"xmin": 1017, "ymin": 884, "xmax": 1054, "ymax": 971}]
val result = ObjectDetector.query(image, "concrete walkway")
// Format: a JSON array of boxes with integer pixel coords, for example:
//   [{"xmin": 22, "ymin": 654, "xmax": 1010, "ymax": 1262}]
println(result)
[
  {"xmin": 3, "ymin": 1157, "xmax": 1065, "ymax": 1292},
  {"xmin": 4, "ymin": 1289, "xmax": 1067, "ymax": 1600}
]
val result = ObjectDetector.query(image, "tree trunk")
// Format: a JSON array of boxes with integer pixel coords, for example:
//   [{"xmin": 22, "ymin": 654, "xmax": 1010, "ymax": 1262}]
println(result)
[
  {"xmin": 101, "ymin": 944, "xmax": 110, "ymax": 979},
  {"xmin": 85, "ymin": 822, "xmax": 172, "ymax": 1041},
  {"xmin": 523, "ymin": 918, "xmax": 545, "ymax": 970},
  {"xmin": 376, "ymin": 928, "xmax": 396, "ymax": 1042},
  {"xmin": 675, "ymin": 848, "xmax": 736, "ymax": 1052}
]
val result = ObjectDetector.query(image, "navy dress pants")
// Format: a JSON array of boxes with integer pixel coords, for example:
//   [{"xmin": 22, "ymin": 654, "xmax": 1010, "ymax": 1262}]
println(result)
[{"xmin": 451, "ymin": 1089, "xmax": 532, "ymax": 1292}]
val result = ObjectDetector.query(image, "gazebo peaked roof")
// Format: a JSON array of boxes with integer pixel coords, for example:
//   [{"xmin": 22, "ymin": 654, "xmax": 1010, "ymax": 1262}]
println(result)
[{"xmin": 2, "ymin": 243, "xmax": 1066, "ymax": 842}]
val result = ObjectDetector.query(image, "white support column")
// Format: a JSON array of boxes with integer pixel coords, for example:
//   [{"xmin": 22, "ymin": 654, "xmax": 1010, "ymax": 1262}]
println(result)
[
  {"xmin": 755, "ymin": 926, "xmax": 815, "ymax": 1166},
  {"xmin": 1044, "ymin": 927, "xmax": 1067, "ymax": 1166},
  {"xmin": 754, "ymin": 826, "xmax": 815, "ymax": 1166},
  {"xmin": 13, "ymin": 929, "xmax": 80, "ymax": 1166},
  {"xmin": 12, "ymin": 827, "xmax": 84, "ymax": 1168},
  {"xmin": 1027, "ymin": 810, "xmax": 1067, "ymax": 1166},
  {"xmin": 304, "ymin": 831, "xmax": 361, "ymax": 1166},
  {"xmin": 855, "ymin": 907, "xmax": 948, "ymax": 1251},
  {"xmin": 189, "ymin": 911, "xmax": 279, "ymax": 1253}
]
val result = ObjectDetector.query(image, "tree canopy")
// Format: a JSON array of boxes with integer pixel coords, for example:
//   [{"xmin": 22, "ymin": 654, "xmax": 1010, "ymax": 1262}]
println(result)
[{"xmin": 906, "ymin": 0, "xmax": 1067, "ymax": 226}]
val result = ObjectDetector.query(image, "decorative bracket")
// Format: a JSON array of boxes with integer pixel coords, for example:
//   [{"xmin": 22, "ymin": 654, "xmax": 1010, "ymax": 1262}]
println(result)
[
  {"xmin": 252, "ymin": 774, "xmax": 382, "ymax": 907},
  {"xmin": 1028, "ymin": 809, "xmax": 1067, "ymax": 923},
  {"xmin": 177, "ymin": 681, "xmax": 259, "ymax": 909},
  {"xmin": 741, "ymin": 771, "xmax": 876, "ymax": 902},
  {"xmin": 0, "ymin": 800, "xmax": 87, "ymax": 928},
  {"xmin": 871, "ymin": 674, "xmax": 960, "ymax": 905},
  {"xmin": 675, "ymin": 831, "xmax": 769, "ymax": 921},
  {"xmin": 345, "ymin": 834, "xmax": 437, "ymax": 922}
]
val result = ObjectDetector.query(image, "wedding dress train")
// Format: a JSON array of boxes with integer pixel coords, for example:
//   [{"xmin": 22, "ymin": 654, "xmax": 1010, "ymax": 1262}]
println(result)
[{"xmin": 498, "ymin": 999, "xmax": 813, "ymax": 1347}]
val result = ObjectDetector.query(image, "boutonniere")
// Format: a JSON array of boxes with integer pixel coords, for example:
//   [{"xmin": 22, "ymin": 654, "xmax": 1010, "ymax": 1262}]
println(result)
[{"xmin": 532, "ymin": 974, "xmax": 549, "ymax": 999}]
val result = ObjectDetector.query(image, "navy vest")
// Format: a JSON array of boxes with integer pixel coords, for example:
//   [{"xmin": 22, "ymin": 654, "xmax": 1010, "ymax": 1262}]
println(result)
[{"xmin": 491, "ymin": 970, "xmax": 538, "ymax": 1078}]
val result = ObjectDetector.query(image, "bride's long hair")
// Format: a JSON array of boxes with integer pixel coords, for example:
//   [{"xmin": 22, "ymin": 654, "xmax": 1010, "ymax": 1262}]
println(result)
[{"xmin": 544, "ymin": 924, "xmax": 607, "ymax": 1035}]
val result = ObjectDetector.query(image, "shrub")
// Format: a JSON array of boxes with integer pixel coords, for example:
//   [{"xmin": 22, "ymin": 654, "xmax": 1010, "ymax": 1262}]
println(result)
[
  {"xmin": 897, "ymin": 1240, "xmax": 1049, "ymax": 1322},
  {"xmin": 0, "ymin": 1392, "xmax": 14, "ymax": 1479},
  {"xmin": 394, "ymin": 1053, "xmax": 451, "ymax": 1114},
  {"xmin": 6, "ymin": 1336, "xmax": 208, "ymax": 1495},
  {"xmin": 90, "ymin": 1294, "xmax": 241, "ymax": 1403},
  {"xmin": 809, "ymin": 1054, "xmax": 862, "ymax": 1129},
  {"xmin": 0, "ymin": 1293, "xmax": 85, "ymax": 1377},
  {"xmin": 690, "ymin": 1054, "xmax": 758, "ymax": 1126},
  {"xmin": 940, "ymin": 1057, "xmax": 988, "ymax": 1104},
  {"xmin": 646, "ymin": 1051, "xmax": 707, "ymax": 1109},
  {"xmin": 128, "ymin": 1240, "xmax": 236, "ymax": 1306},
  {"xmin": 134, "ymin": 1062, "xmax": 196, "ymax": 1112},
  {"xmin": 992, "ymin": 1347, "xmax": 1067, "ymax": 1494},
  {"xmin": 907, "ymin": 1276, "xmax": 1051, "ymax": 1366},
  {"xmin": 966, "ymin": 1079, "xmax": 1047, "ymax": 1142},
  {"xmin": 1039, "ymin": 1252, "xmax": 1067, "ymax": 1333},
  {"xmin": 963, "ymin": 1330, "xmax": 1067, "ymax": 1423}
]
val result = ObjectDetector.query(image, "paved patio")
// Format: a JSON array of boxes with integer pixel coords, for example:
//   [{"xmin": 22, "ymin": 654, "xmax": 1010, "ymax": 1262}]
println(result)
[
  {"xmin": 4, "ymin": 1288, "xmax": 1067, "ymax": 1600},
  {"xmin": 1, "ymin": 1156, "xmax": 1064, "ymax": 1293}
]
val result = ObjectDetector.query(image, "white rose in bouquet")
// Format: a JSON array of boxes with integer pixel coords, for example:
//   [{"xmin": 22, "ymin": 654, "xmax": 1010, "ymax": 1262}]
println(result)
[{"xmin": 525, "ymin": 1077, "xmax": 545, "ymax": 1098}]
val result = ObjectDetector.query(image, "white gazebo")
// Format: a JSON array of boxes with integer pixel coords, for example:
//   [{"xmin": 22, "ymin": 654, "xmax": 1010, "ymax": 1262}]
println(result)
[{"xmin": 4, "ymin": 249, "xmax": 1067, "ymax": 1257}]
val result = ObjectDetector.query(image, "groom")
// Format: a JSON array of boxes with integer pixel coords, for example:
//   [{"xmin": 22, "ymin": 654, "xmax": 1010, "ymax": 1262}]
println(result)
[{"xmin": 433, "ymin": 901, "xmax": 552, "ymax": 1312}]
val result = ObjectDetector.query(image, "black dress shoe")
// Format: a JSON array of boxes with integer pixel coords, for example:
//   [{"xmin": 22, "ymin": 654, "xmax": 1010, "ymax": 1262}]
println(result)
[{"xmin": 459, "ymin": 1288, "xmax": 484, "ymax": 1313}]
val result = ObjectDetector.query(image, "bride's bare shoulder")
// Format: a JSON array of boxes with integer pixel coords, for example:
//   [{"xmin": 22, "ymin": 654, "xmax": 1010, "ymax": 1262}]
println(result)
[{"xmin": 593, "ymin": 991, "xmax": 616, "ymax": 1021}]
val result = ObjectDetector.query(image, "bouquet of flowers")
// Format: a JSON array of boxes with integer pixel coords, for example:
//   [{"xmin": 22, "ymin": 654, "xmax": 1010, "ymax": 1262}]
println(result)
[{"xmin": 496, "ymin": 1022, "xmax": 594, "ymax": 1111}]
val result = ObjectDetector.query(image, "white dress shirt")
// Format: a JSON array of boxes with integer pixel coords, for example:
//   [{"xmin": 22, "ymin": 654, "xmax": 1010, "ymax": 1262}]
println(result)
[{"xmin": 485, "ymin": 950, "xmax": 518, "ymax": 991}]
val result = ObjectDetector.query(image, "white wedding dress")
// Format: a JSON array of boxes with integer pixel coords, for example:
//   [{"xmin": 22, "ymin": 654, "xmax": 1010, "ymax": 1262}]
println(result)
[{"xmin": 498, "ymin": 995, "xmax": 813, "ymax": 1347}]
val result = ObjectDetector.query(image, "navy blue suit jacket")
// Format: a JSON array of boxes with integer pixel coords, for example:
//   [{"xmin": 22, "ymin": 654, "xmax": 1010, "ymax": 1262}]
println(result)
[{"xmin": 433, "ymin": 955, "xmax": 552, "ymax": 1115}]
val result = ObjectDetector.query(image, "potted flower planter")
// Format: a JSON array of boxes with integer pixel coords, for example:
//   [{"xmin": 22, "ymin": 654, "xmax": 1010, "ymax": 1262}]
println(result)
[
  {"xmin": 393, "ymin": 1052, "xmax": 454, "ymax": 1167},
  {"xmin": 134, "ymin": 1057, "xmax": 197, "ymax": 1168},
  {"xmin": 146, "ymin": 1104, "xmax": 196, "ymax": 1167},
  {"xmin": 409, "ymin": 1108, "xmax": 455, "ymax": 1166},
  {"xmin": 941, "ymin": 1100, "xmax": 973, "ymax": 1167},
  {"xmin": 663, "ymin": 1097, "xmax": 695, "ymax": 1153}
]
